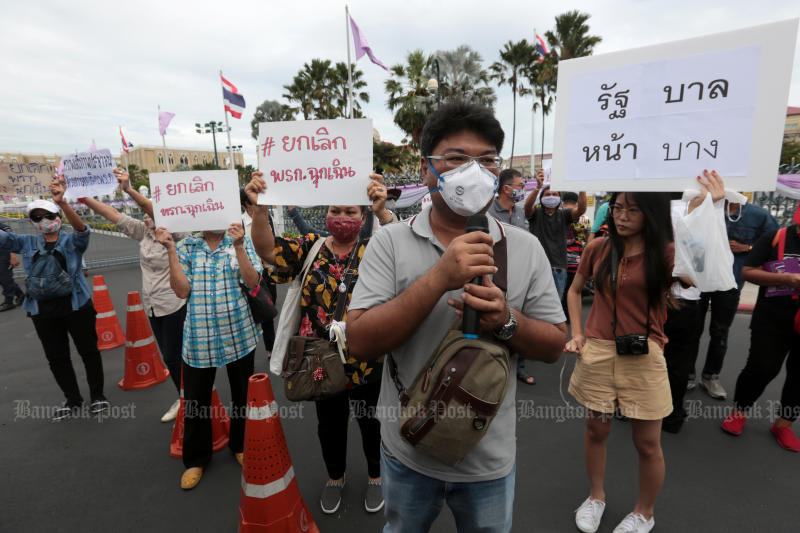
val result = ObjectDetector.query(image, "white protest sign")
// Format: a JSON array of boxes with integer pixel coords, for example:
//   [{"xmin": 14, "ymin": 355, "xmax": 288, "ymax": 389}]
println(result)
[
  {"xmin": 257, "ymin": 118, "xmax": 372, "ymax": 205},
  {"xmin": 541, "ymin": 158, "xmax": 552, "ymax": 187},
  {"xmin": 150, "ymin": 170, "xmax": 241, "ymax": 232},
  {"xmin": 62, "ymin": 149, "xmax": 117, "ymax": 199},
  {"xmin": 552, "ymin": 19, "xmax": 798, "ymax": 192}
]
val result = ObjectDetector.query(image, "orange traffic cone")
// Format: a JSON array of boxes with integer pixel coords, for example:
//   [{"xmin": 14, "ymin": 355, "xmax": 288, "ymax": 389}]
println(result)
[
  {"xmin": 93, "ymin": 275, "xmax": 125, "ymax": 350},
  {"xmin": 118, "ymin": 291, "xmax": 169, "ymax": 390},
  {"xmin": 239, "ymin": 373, "xmax": 319, "ymax": 533},
  {"xmin": 171, "ymin": 384, "xmax": 231, "ymax": 458}
]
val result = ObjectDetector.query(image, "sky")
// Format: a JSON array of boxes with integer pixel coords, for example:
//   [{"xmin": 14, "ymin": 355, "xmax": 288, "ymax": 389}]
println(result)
[{"xmin": 2, "ymin": 0, "xmax": 800, "ymax": 168}]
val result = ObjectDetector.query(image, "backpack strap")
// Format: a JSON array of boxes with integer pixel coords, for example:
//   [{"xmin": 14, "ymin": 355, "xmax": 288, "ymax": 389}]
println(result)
[{"xmin": 772, "ymin": 227, "xmax": 787, "ymax": 261}]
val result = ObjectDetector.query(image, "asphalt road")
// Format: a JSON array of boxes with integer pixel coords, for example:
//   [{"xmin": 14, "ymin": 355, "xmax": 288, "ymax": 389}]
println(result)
[{"xmin": 0, "ymin": 261, "xmax": 795, "ymax": 533}]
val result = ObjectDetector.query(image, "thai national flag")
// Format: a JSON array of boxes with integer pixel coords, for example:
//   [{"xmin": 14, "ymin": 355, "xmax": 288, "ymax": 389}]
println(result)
[
  {"xmin": 221, "ymin": 74, "xmax": 245, "ymax": 119},
  {"xmin": 535, "ymin": 34, "xmax": 550, "ymax": 63},
  {"xmin": 119, "ymin": 128, "xmax": 133, "ymax": 153}
]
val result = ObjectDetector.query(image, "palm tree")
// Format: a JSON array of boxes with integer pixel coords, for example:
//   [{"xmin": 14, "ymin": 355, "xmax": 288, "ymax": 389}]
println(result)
[
  {"xmin": 250, "ymin": 100, "xmax": 296, "ymax": 140},
  {"xmin": 435, "ymin": 45, "xmax": 496, "ymax": 108},
  {"xmin": 283, "ymin": 59, "xmax": 339, "ymax": 119},
  {"xmin": 385, "ymin": 50, "xmax": 436, "ymax": 149},
  {"xmin": 331, "ymin": 62, "xmax": 369, "ymax": 118},
  {"xmin": 490, "ymin": 40, "xmax": 536, "ymax": 163},
  {"xmin": 545, "ymin": 10, "xmax": 602, "ymax": 62},
  {"xmin": 523, "ymin": 57, "xmax": 557, "ymax": 166}
]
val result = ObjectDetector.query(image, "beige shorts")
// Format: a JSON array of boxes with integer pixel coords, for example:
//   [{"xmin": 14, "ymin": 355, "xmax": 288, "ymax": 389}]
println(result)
[{"xmin": 568, "ymin": 338, "xmax": 672, "ymax": 420}]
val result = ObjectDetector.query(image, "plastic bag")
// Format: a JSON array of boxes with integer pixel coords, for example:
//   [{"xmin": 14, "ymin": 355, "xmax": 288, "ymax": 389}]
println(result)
[{"xmin": 672, "ymin": 191, "xmax": 737, "ymax": 292}]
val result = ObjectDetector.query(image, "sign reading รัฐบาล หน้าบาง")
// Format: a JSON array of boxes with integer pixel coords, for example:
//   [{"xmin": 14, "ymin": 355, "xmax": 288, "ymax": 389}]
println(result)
[
  {"xmin": 150, "ymin": 170, "xmax": 241, "ymax": 232},
  {"xmin": 256, "ymin": 118, "xmax": 373, "ymax": 206},
  {"xmin": 62, "ymin": 149, "xmax": 118, "ymax": 199},
  {"xmin": 550, "ymin": 19, "xmax": 798, "ymax": 192},
  {"xmin": 0, "ymin": 161, "xmax": 54, "ymax": 199}
]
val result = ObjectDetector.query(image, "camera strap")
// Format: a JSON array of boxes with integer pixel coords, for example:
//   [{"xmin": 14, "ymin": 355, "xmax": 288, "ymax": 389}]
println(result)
[{"xmin": 610, "ymin": 242, "xmax": 650, "ymax": 340}]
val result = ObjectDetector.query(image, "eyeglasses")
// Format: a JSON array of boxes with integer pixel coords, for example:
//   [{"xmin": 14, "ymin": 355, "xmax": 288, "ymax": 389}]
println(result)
[
  {"xmin": 609, "ymin": 204, "xmax": 643, "ymax": 218},
  {"xmin": 427, "ymin": 153, "xmax": 503, "ymax": 169},
  {"xmin": 30, "ymin": 213, "xmax": 59, "ymax": 223}
]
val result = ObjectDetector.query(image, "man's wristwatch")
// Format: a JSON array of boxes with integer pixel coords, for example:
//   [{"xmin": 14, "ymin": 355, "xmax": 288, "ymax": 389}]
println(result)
[{"xmin": 493, "ymin": 307, "xmax": 517, "ymax": 341}]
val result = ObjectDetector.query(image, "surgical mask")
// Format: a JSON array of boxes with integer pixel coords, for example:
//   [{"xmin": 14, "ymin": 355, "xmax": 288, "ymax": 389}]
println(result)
[
  {"xmin": 326, "ymin": 216, "xmax": 362, "ymax": 242},
  {"xmin": 541, "ymin": 196, "xmax": 561, "ymax": 209},
  {"xmin": 510, "ymin": 188, "xmax": 526, "ymax": 203},
  {"xmin": 32, "ymin": 217, "xmax": 62, "ymax": 234},
  {"xmin": 428, "ymin": 160, "xmax": 497, "ymax": 217}
]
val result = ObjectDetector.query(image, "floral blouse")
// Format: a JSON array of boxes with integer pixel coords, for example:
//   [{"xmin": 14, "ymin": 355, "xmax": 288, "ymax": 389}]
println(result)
[{"xmin": 269, "ymin": 233, "xmax": 381, "ymax": 387}]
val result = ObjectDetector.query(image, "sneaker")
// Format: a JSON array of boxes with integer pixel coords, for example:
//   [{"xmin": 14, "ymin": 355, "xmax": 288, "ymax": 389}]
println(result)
[
  {"xmin": 721, "ymin": 411, "xmax": 747, "ymax": 436},
  {"xmin": 161, "ymin": 399, "xmax": 181, "ymax": 423},
  {"xmin": 687, "ymin": 373, "xmax": 697, "ymax": 391},
  {"xmin": 320, "ymin": 476, "xmax": 345, "ymax": 514},
  {"xmin": 364, "ymin": 477, "xmax": 384, "ymax": 513},
  {"xmin": 52, "ymin": 402, "xmax": 81, "ymax": 422},
  {"xmin": 770, "ymin": 423, "xmax": 800, "ymax": 452},
  {"xmin": 613, "ymin": 512, "xmax": 654, "ymax": 533},
  {"xmin": 90, "ymin": 397, "xmax": 110, "ymax": 414},
  {"xmin": 0, "ymin": 301, "xmax": 15, "ymax": 312},
  {"xmin": 575, "ymin": 497, "xmax": 606, "ymax": 533},
  {"xmin": 700, "ymin": 374, "xmax": 727, "ymax": 400}
]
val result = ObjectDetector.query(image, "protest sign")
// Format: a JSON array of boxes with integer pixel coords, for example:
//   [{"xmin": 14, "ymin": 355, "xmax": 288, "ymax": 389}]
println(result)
[
  {"xmin": 150, "ymin": 170, "xmax": 241, "ymax": 232},
  {"xmin": 62, "ymin": 149, "xmax": 118, "ymax": 199},
  {"xmin": 256, "ymin": 118, "xmax": 372, "ymax": 205},
  {"xmin": 0, "ymin": 161, "xmax": 53, "ymax": 198},
  {"xmin": 551, "ymin": 19, "xmax": 798, "ymax": 192}
]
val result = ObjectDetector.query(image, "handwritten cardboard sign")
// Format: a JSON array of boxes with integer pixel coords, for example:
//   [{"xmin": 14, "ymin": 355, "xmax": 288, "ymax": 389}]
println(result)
[
  {"xmin": 150, "ymin": 170, "xmax": 241, "ymax": 232},
  {"xmin": 0, "ymin": 161, "xmax": 53, "ymax": 198},
  {"xmin": 551, "ymin": 19, "xmax": 798, "ymax": 192},
  {"xmin": 256, "ymin": 118, "xmax": 372, "ymax": 205},
  {"xmin": 62, "ymin": 149, "xmax": 118, "ymax": 199}
]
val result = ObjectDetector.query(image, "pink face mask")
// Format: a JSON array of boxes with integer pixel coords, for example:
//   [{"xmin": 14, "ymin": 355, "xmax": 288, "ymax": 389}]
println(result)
[
  {"xmin": 31, "ymin": 217, "xmax": 62, "ymax": 234},
  {"xmin": 325, "ymin": 216, "xmax": 363, "ymax": 242}
]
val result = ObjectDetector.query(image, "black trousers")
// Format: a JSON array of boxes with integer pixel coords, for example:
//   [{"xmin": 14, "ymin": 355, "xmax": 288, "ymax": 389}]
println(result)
[
  {"xmin": 663, "ymin": 299, "xmax": 701, "ymax": 420},
  {"xmin": 182, "ymin": 351, "xmax": 254, "ymax": 469},
  {"xmin": 733, "ymin": 321, "xmax": 800, "ymax": 422},
  {"xmin": 314, "ymin": 380, "xmax": 382, "ymax": 479},
  {"xmin": 0, "ymin": 251, "xmax": 23, "ymax": 303},
  {"xmin": 690, "ymin": 289, "xmax": 740, "ymax": 376},
  {"xmin": 148, "ymin": 305, "xmax": 186, "ymax": 391},
  {"xmin": 31, "ymin": 302, "xmax": 104, "ymax": 405}
]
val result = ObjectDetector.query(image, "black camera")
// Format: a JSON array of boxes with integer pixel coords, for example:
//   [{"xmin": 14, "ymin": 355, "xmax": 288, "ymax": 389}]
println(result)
[{"xmin": 615, "ymin": 334, "xmax": 649, "ymax": 356}]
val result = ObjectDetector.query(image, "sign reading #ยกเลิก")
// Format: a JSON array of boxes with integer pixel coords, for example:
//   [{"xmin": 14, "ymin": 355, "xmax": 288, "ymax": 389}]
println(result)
[
  {"xmin": 150, "ymin": 170, "xmax": 241, "ymax": 232},
  {"xmin": 256, "ymin": 118, "xmax": 373, "ymax": 206}
]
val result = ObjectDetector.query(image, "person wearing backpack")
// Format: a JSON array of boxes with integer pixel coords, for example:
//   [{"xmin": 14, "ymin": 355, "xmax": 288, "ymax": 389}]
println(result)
[
  {"xmin": 0, "ymin": 177, "xmax": 107, "ymax": 421},
  {"xmin": 721, "ymin": 205, "xmax": 800, "ymax": 452},
  {"xmin": 346, "ymin": 101, "xmax": 567, "ymax": 533},
  {"xmin": 0, "ymin": 220, "xmax": 25, "ymax": 311}
]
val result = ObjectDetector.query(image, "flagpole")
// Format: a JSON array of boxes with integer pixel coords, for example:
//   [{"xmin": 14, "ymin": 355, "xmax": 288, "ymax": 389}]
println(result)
[
  {"xmin": 159, "ymin": 104, "xmax": 171, "ymax": 172},
  {"xmin": 119, "ymin": 125, "xmax": 129, "ymax": 172},
  {"xmin": 221, "ymin": 69, "xmax": 235, "ymax": 170},
  {"xmin": 531, "ymin": 28, "xmax": 537, "ymax": 177},
  {"xmin": 345, "ymin": 5, "xmax": 355, "ymax": 119}
]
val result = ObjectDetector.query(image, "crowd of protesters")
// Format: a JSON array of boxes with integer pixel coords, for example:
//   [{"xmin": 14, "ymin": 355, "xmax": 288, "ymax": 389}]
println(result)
[{"xmin": 2, "ymin": 100, "xmax": 799, "ymax": 533}]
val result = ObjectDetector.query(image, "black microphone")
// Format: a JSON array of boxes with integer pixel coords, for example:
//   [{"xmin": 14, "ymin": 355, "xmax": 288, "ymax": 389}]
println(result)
[{"xmin": 462, "ymin": 213, "xmax": 490, "ymax": 338}]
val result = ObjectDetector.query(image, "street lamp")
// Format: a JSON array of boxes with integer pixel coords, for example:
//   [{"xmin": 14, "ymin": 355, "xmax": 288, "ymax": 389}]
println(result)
[
  {"xmin": 427, "ymin": 58, "xmax": 441, "ymax": 108},
  {"xmin": 195, "ymin": 121, "xmax": 227, "ymax": 168}
]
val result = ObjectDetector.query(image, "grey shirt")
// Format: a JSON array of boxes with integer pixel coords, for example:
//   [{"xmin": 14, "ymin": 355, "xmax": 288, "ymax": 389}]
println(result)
[
  {"xmin": 487, "ymin": 197, "xmax": 529, "ymax": 231},
  {"xmin": 349, "ymin": 206, "xmax": 565, "ymax": 482}
]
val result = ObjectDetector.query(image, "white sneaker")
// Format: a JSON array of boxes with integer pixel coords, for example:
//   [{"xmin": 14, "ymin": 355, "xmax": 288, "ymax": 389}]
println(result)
[
  {"xmin": 613, "ymin": 512, "xmax": 654, "ymax": 533},
  {"xmin": 161, "ymin": 399, "xmax": 181, "ymax": 423},
  {"xmin": 575, "ymin": 497, "xmax": 606, "ymax": 533}
]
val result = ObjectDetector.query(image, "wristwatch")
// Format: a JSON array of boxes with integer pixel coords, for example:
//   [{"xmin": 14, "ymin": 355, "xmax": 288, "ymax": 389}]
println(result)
[{"xmin": 493, "ymin": 307, "xmax": 517, "ymax": 341}]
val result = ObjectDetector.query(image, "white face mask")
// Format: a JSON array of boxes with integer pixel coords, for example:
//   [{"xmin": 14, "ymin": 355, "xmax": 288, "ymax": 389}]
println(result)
[
  {"xmin": 428, "ymin": 160, "xmax": 497, "ymax": 217},
  {"xmin": 31, "ymin": 216, "xmax": 62, "ymax": 234},
  {"xmin": 541, "ymin": 195, "xmax": 561, "ymax": 209}
]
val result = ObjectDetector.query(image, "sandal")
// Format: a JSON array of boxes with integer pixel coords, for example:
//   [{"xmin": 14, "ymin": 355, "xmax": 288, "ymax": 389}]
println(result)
[
  {"xmin": 180, "ymin": 467, "xmax": 204, "ymax": 490},
  {"xmin": 517, "ymin": 372, "xmax": 535, "ymax": 385}
]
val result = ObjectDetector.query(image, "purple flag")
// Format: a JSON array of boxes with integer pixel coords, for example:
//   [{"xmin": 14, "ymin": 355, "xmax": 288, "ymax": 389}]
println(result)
[
  {"xmin": 349, "ymin": 15, "xmax": 394, "ymax": 74},
  {"xmin": 158, "ymin": 110, "xmax": 175, "ymax": 136}
]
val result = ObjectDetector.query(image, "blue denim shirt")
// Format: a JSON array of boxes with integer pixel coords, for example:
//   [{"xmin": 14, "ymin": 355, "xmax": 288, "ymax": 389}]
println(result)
[
  {"xmin": 726, "ymin": 204, "xmax": 779, "ymax": 289},
  {"xmin": 0, "ymin": 227, "xmax": 92, "ymax": 315}
]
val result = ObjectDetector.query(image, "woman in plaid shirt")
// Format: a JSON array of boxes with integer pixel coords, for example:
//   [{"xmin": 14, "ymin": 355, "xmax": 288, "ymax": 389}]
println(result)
[{"xmin": 156, "ymin": 221, "xmax": 262, "ymax": 490}]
